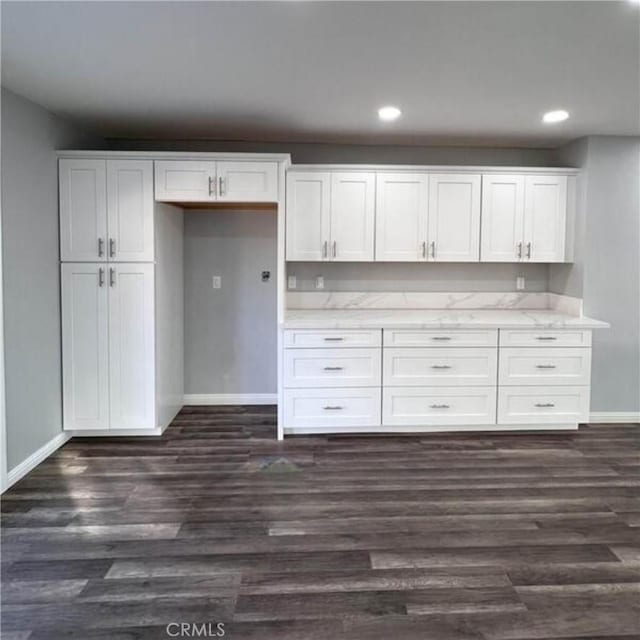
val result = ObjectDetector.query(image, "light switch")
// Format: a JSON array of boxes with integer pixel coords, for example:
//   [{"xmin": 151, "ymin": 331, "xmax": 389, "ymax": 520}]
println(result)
[
  {"xmin": 516, "ymin": 276, "xmax": 525, "ymax": 291},
  {"xmin": 315, "ymin": 276, "xmax": 324, "ymax": 290},
  {"xmin": 212, "ymin": 275, "xmax": 222, "ymax": 289},
  {"xmin": 288, "ymin": 275, "xmax": 297, "ymax": 289}
]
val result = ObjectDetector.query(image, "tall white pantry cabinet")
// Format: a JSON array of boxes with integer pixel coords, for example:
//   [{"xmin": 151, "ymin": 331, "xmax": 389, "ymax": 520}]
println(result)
[{"xmin": 59, "ymin": 158, "xmax": 183, "ymax": 433}]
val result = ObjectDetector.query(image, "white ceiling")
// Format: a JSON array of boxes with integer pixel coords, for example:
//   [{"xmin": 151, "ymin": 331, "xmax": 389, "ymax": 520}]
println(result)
[{"xmin": 2, "ymin": 1, "xmax": 639, "ymax": 147}]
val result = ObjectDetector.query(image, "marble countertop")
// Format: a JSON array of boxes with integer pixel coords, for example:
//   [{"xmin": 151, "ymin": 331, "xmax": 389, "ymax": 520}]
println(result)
[{"xmin": 282, "ymin": 308, "xmax": 609, "ymax": 330}]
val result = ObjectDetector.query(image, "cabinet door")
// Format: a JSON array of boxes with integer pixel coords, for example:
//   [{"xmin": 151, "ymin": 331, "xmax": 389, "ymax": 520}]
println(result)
[
  {"xmin": 375, "ymin": 173, "xmax": 428, "ymax": 261},
  {"xmin": 286, "ymin": 172, "xmax": 331, "ymax": 261},
  {"xmin": 330, "ymin": 172, "xmax": 375, "ymax": 261},
  {"xmin": 523, "ymin": 175, "xmax": 567, "ymax": 262},
  {"xmin": 59, "ymin": 159, "xmax": 107, "ymax": 262},
  {"xmin": 427, "ymin": 174, "xmax": 481, "ymax": 261},
  {"xmin": 154, "ymin": 161, "xmax": 217, "ymax": 202},
  {"xmin": 108, "ymin": 263, "xmax": 155, "ymax": 429},
  {"xmin": 61, "ymin": 263, "xmax": 109, "ymax": 430},
  {"xmin": 107, "ymin": 160, "xmax": 154, "ymax": 262},
  {"xmin": 480, "ymin": 175, "xmax": 525, "ymax": 262},
  {"xmin": 217, "ymin": 161, "xmax": 278, "ymax": 202}
]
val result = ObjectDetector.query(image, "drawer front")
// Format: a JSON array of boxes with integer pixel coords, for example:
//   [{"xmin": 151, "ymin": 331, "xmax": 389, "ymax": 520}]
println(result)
[
  {"xmin": 384, "ymin": 329, "xmax": 498, "ymax": 348},
  {"xmin": 284, "ymin": 348, "xmax": 381, "ymax": 388},
  {"xmin": 499, "ymin": 329, "xmax": 592, "ymax": 348},
  {"xmin": 499, "ymin": 348, "xmax": 591, "ymax": 386},
  {"xmin": 384, "ymin": 348, "xmax": 497, "ymax": 387},
  {"xmin": 284, "ymin": 329, "xmax": 382, "ymax": 348},
  {"xmin": 284, "ymin": 388, "xmax": 381, "ymax": 428},
  {"xmin": 498, "ymin": 385, "xmax": 589, "ymax": 424},
  {"xmin": 383, "ymin": 386, "xmax": 497, "ymax": 426}
]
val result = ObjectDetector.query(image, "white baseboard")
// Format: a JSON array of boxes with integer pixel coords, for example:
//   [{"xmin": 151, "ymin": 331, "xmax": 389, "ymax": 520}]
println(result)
[
  {"xmin": 589, "ymin": 412, "xmax": 640, "ymax": 424},
  {"xmin": 6, "ymin": 431, "xmax": 71, "ymax": 490},
  {"xmin": 183, "ymin": 393, "xmax": 277, "ymax": 406}
]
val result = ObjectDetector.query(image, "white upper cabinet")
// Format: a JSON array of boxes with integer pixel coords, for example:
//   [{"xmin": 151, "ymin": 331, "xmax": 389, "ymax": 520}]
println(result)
[
  {"xmin": 524, "ymin": 175, "xmax": 567, "ymax": 262},
  {"xmin": 427, "ymin": 174, "xmax": 481, "ymax": 262},
  {"xmin": 481, "ymin": 174, "xmax": 525, "ymax": 262},
  {"xmin": 375, "ymin": 173, "xmax": 429, "ymax": 261},
  {"xmin": 154, "ymin": 161, "xmax": 217, "ymax": 202},
  {"xmin": 61, "ymin": 263, "xmax": 110, "ymax": 430},
  {"xmin": 286, "ymin": 172, "xmax": 331, "ymax": 261},
  {"xmin": 60, "ymin": 159, "xmax": 108, "ymax": 262},
  {"xmin": 106, "ymin": 160, "xmax": 154, "ymax": 262},
  {"xmin": 330, "ymin": 173, "xmax": 375, "ymax": 261},
  {"xmin": 217, "ymin": 161, "xmax": 278, "ymax": 202}
]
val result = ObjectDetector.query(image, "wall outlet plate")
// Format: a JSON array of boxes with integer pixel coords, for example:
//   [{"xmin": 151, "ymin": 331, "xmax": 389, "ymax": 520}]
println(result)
[
  {"xmin": 288, "ymin": 275, "xmax": 297, "ymax": 289},
  {"xmin": 516, "ymin": 276, "xmax": 525, "ymax": 291},
  {"xmin": 315, "ymin": 276, "xmax": 324, "ymax": 290},
  {"xmin": 212, "ymin": 275, "xmax": 222, "ymax": 289}
]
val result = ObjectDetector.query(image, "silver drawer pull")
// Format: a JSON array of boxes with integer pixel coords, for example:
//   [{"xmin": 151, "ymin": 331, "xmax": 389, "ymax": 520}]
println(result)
[
  {"xmin": 431, "ymin": 336, "xmax": 452, "ymax": 341},
  {"xmin": 536, "ymin": 336, "xmax": 557, "ymax": 341},
  {"xmin": 431, "ymin": 365, "xmax": 452, "ymax": 369},
  {"xmin": 535, "ymin": 402, "xmax": 555, "ymax": 408},
  {"xmin": 324, "ymin": 337, "xmax": 344, "ymax": 342},
  {"xmin": 324, "ymin": 366, "xmax": 344, "ymax": 371},
  {"xmin": 430, "ymin": 404, "xmax": 450, "ymax": 409},
  {"xmin": 536, "ymin": 364, "xmax": 557, "ymax": 369},
  {"xmin": 323, "ymin": 405, "xmax": 343, "ymax": 411}
]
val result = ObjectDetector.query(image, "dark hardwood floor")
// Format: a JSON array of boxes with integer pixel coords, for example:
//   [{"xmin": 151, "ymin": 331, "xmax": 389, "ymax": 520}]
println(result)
[{"xmin": 2, "ymin": 406, "xmax": 639, "ymax": 639}]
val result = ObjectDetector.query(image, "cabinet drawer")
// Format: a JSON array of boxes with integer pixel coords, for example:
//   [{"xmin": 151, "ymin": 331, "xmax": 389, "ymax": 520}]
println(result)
[
  {"xmin": 384, "ymin": 329, "xmax": 498, "ymax": 348},
  {"xmin": 383, "ymin": 386, "xmax": 497, "ymax": 426},
  {"xmin": 499, "ymin": 348, "xmax": 591, "ymax": 386},
  {"xmin": 498, "ymin": 386, "xmax": 589, "ymax": 424},
  {"xmin": 284, "ymin": 388, "xmax": 381, "ymax": 428},
  {"xmin": 499, "ymin": 329, "xmax": 592, "ymax": 348},
  {"xmin": 384, "ymin": 348, "xmax": 497, "ymax": 387},
  {"xmin": 284, "ymin": 329, "xmax": 381, "ymax": 348},
  {"xmin": 284, "ymin": 348, "xmax": 381, "ymax": 388}
]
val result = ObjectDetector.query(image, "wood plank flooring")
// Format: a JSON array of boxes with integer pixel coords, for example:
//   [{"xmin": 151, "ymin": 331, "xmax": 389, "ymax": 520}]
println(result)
[{"xmin": 2, "ymin": 406, "xmax": 639, "ymax": 639}]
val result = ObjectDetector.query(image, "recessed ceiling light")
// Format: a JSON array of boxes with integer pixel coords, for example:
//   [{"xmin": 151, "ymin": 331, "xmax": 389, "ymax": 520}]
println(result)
[
  {"xmin": 542, "ymin": 109, "xmax": 570, "ymax": 124},
  {"xmin": 378, "ymin": 106, "xmax": 402, "ymax": 121}
]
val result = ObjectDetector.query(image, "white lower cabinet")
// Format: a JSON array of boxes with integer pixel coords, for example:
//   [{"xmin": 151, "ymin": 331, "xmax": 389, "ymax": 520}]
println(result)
[
  {"xmin": 498, "ymin": 347, "xmax": 591, "ymax": 386},
  {"xmin": 498, "ymin": 385, "xmax": 589, "ymax": 425},
  {"xmin": 383, "ymin": 386, "xmax": 497, "ymax": 426}
]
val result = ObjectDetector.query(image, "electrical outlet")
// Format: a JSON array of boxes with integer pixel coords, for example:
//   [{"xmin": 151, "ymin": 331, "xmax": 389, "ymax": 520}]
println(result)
[
  {"xmin": 516, "ymin": 276, "xmax": 525, "ymax": 291},
  {"xmin": 288, "ymin": 275, "xmax": 297, "ymax": 289},
  {"xmin": 315, "ymin": 276, "xmax": 324, "ymax": 290},
  {"xmin": 212, "ymin": 275, "xmax": 222, "ymax": 289}
]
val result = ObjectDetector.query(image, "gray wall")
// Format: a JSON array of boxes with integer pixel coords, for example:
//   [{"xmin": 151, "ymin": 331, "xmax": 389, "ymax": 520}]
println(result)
[
  {"xmin": 183, "ymin": 210, "xmax": 277, "ymax": 395},
  {"xmin": 551, "ymin": 136, "xmax": 640, "ymax": 412},
  {"xmin": 1, "ymin": 88, "xmax": 99, "ymax": 469}
]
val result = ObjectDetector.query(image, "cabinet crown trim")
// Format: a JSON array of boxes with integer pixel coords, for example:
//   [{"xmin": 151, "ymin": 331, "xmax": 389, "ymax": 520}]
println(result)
[{"xmin": 289, "ymin": 164, "xmax": 578, "ymax": 175}]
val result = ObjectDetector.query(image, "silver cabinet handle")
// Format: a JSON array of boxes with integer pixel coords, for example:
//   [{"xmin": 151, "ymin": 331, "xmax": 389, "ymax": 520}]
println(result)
[
  {"xmin": 324, "ymin": 337, "xmax": 344, "ymax": 342},
  {"xmin": 98, "ymin": 238, "xmax": 105, "ymax": 258},
  {"xmin": 430, "ymin": 241, "xmax": 436, "ymax": 259},
  {"xmin": 109, "ymin": 238, "xmax": 116, "ymax": 258},
  {"xmin": 536, "ymin": 364, "xmax": 557, "ymax": 369},
  {"xmin": 208, "ymin": 176, "xmax": 216, "ymax": 196},
  {"xmin": 431, "ymin": 365, "xmax": 452, "ymax": 369},
  {"xmin": 421, "ymin": 241, "xmax": 426, "ymax": 259},
  {"xmin": 324, "ymin": 366, "xmax": 344, "ymax": 371},
  {"xmin": 526, "ymin": 242, "xmax": 532, "ymax": 259},
  {"xmin": 98, "ymin": 268, "xmax": 105, "ymax": 287},
  {"xmin": 536, "ymin": 336, "xmax": 557, "ymax": 341},
  {"xmin": 535, "ymin": 402, "xmax": 555, "ymax": 408},
  {"xmin": 322, "ymin": 241, "xmax": 328, "ymax": 259},
  {"xmin": 109, "ymin": 268, "xmax": 115, "ymax": 287},
  {"xmin": 332, "ymin": 241, "xmax": 337, "ymax": 258},
  {"xmin": 517, "ymin": 242, "xmax": 522, "ymax": 259},
  {"xmin": 430, "ymin": 404, "xmax": 450, "ymax": 409},
  {"xmin": 431, "ymin": 336, "xmax": 452, "ymax": 341},
  {"xmin": 219, "ymin": 176, "xmax": 225, "ymax": 196},
  {"xmin": 323, "ymin": 405, "xmax": 343, "ymax": 411}
]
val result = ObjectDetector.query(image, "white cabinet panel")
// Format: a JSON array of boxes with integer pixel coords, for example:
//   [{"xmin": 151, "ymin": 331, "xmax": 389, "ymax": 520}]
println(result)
[
  {"xmin": 106, "ymin": 160, "xmax": 154, "ymax": 262},
  {"xmin": 286, "ymin": 172, "xmax": 330, "ymax": 261},
  {"xmin": 284, "ymin": 348, "xmax": 381, "ymax": 388},
  {"xmin": 499, "ymin": 347, "xmax": 591, "ymax": 386},
  {"xmin": 154, "ymin": 161, "xmax": 217, "ymax": 202},
  {"xmin": 375, "ymin": 173, "xmax": 428, "ymax": 261},
  {"xmin": 284, "ymin": 329, "xmax": 382, "ymax": 348},
  {"xmin": 59, "ymin": 159, "xmax": 107, "ymax": 262},
  {"xmin": 384, "ymin": 329, "xmax": 498, "ymax": 348},
  {"xmin": 217, "ymin": 161, "xmax": 278, "ymax": 202},
  {"xmin": 383, "ymin": 386, "xmax": 497, "ymax": 426},
  {"xmin": 524, "ymin": 175, "xmax": 567, "ymax": 262},
  {"xmin": 384, "ymin": 348, "xmax": 498, "ymax": 387},
  {"xmin": 499, "ymin": 329, "xmax": 592, "ymax": 348},
  {"xmin": 108, "ymin": 264, "xmax": 156, "ymax": 429},
  {"xmin": 61, "ymin": 263, "xmax": 109, "ymax": 430},
  {"xmin": 427, "ymin": 174, "xmax": 481, "ymax": 262},
  {"xmin": 480, "ymin": 175, "xmax": 525, "ymax": 262},
  {"xmin": 330, "ymin": 173, "xmax": 375, "ymax": 261},
  {"xmin": 498, "ymin": 385, "xmax": 589, "ymax": 424},
  {"xmin": 284, "ymin": 387, "xmax": 381, "ymax": 428}
]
